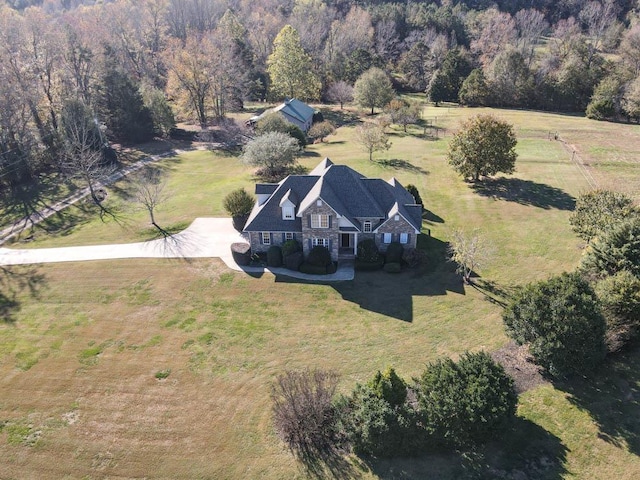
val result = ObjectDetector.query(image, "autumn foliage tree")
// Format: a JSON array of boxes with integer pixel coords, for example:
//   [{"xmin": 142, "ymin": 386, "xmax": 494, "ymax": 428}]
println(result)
[{"xmin": 448, "ymin": 229, "xmax": 494, "ymax": 284}]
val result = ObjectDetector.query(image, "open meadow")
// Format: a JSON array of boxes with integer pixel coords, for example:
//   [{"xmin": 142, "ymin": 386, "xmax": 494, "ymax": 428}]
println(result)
[{"xmin": 1, "ymin": 105, "xmax": 640, "ymax": 479}]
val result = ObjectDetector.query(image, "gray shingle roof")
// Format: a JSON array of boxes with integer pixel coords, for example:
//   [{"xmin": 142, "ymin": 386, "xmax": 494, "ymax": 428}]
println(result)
[
  {"xmin": 244, "ymin": 159, "xmax": 423, "ymax": 233},
  {"xmin": 255, "ymin": 183, "xmax": 279, "ymax": 195},
  {"xmin": 245, "ymin": 176, "xmax": 318, "ymax": 232},
  {"xmin": 274, "ymin": 98, "xmax": 315, "ymax": 123}
]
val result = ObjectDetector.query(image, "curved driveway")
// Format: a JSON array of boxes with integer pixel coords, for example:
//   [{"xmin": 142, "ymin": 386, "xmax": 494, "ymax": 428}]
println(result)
[{"xmin": 0, "ymin": 218, "xmax": 354, "ymax": 281}]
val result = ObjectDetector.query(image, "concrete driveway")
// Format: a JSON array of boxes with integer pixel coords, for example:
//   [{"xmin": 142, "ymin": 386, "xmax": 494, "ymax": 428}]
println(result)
[{"xmin": 0, "ymin": 218, "xmax": 354, "ymax": 281}]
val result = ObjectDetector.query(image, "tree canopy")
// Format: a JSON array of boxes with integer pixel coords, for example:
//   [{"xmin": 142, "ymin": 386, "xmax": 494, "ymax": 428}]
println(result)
[
  {"xmin": 267, "ymin": 25, "xmax": 321, "ymax": 101},
  {"xmin": 447, "ymin": 114, "xmax": 518, "ymax": 181},
  {"xmin": 415, "ymin": 351, "xmax": 517, "ymax": 447},
  {"xmin": 353, "ymin": 67, "xmax": 395, "ymax": 115},
  {"xmin": 569, "ymin": 190, "xmax": 637, "ymax": 243},
  {"xmin": 241, "ymin": 131, "xmax": 301, "ymax": 180},
  {"xmin": 580, "ymin": 217, "xmax": 640, "ymax": 279},
  {"xmin": 503, "ymin": 272, "xmax": 607, "ymax": 377}
]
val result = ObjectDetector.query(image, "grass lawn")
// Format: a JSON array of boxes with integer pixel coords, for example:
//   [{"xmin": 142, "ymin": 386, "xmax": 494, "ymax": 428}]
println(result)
[{"xmin": 1, "ymin": 105, "xmax": 640, "ymax": 478}]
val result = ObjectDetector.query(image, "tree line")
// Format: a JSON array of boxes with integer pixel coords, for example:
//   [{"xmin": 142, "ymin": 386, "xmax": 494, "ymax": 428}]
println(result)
[{"xmin": 2, "ymin": 0, "xmax": 640, "ymax": 194}]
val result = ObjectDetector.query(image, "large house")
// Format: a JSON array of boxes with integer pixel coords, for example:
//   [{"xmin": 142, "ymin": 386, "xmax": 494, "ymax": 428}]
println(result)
[
  {"xmin": 243, "ymin": 158, "xmax": 422, "ymax": 261},
  {"xmin": 247, "ymin": 98, "xmax": 315, "ymax": 133}
]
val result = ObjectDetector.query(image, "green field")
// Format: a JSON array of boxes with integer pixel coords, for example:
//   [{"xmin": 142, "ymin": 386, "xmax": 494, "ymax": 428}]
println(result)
[{"xmin": 1, "ymin": 105, "xmax": 640, "ymax": 479}]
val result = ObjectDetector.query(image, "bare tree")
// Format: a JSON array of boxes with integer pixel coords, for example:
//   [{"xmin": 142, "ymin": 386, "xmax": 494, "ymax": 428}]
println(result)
[
  {"xmin": 470, "ymin": 8, "xmax": 517, "ymax": 67},
  {"xmin": 355, "ymin": 123, "xmax": 391, "ymax": 161},
  {"xmin": 61, "ymin": 101, "xmax": 115, "ymax": 206},
  {"xmin": 326, "ymin": 81, "xmax": 354, "ymax": 109},
  {"xmin": 515, "ymin": 9, "xmax": 549, "ymax": 66},
  {"xmin": 130, "ymin": 167, "xmax": 170, "ymax": 234},
  {"xmin": 448, "ymin": 229, "xmax": 494, "ymax": 284},
  {"xmin": 271, "ymin": 369, "xmax": 340, "ymax": 457},
  {"xmin": 580, "ymin": 0, "xmax": 619, "ymax": 58}
]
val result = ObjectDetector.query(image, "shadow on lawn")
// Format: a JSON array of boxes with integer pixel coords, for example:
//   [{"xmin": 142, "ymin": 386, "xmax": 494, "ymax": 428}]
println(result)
[
  {"xmin": 423, "ymin": 209, "xmax": 444, "ymax": 224},
  {"xmin": 361, "ymin": 417, "xmax": 568, "ymax": 480},
  {"xmin": 274, "ymin": 235, "xmax": 461, "ymax": 322},
  {"xmin": 376, "ymin": 159, "xmax": 429, "ymax": 175},
  {"xmin": 470, "ymin": 279, "xmax": 521, "ymax": 308},
  {"xmin": 554, "ymin": 347, "xmax": 640, "ymax": 456},
  {"xmin": 295, "ymin": 445, "xmax": 361, "ymax": 480},
  {"xmin": 470, "ymin": 178, "xmax": 575, "ymax": 210},
  {"xmin": 1, "ymin": 176, "xmax": 74, "ymax": 237},
  {"xmin": 0, "ymin": 265, "xmax": 46, "ymax": 324}
]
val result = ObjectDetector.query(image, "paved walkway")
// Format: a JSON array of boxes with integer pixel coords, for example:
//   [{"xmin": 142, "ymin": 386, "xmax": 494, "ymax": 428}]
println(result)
[{"xmin": 0, "ymin": 218, "xmax": 354, "ymax": 282}]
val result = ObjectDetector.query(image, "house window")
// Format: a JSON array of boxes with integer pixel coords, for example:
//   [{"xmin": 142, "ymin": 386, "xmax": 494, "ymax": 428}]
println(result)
[
  {"xmin": 285, "ymin": 232, "xmax": 294, "ymax": 241},
  {"xmin": 261, "ymin": 232, "xmax": 271, "ymax": 245},
  {"xmin": 313, "ymin": 238, "xmax": 328, "ymax": 247},
  {"xmin": 383, "ymin": 233, "xmax": 392, "ymax": 244},
  {"xmin": 394, "ymin": 215, "xmax": 400, "ymax": 221},
  {"xmin": 282, "ymin": 206, "xmax": 294, "ymax": 220},
  {"xmin": 317, "ymin": 199, "xmax": 323, "ymax": 206},
  {"xmin": 400, "ymin": 233, "xmax": 409, "ymax": 244},
  {"xmin": 363, "ymin": 221, "xmax": 372, "ymax": 233},
  {"xmin": 311, "ymin": 214, "xmax": 329, "ymax": 229}
]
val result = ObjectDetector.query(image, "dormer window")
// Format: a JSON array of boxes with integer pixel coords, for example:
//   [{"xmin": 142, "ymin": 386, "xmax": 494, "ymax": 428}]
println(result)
[
  {"xmin": 363, "ymin": 221, "xmax": 372, "ymax": 233},
  {"xmin": 282, "ymin": 206, "xmax": 294, "ymax": 220}
]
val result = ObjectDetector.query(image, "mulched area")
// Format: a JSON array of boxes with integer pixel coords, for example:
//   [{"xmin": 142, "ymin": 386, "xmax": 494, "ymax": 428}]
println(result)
[{"xmin": 492, "ymin": 341, "xmax": 549, "ymax": 393}]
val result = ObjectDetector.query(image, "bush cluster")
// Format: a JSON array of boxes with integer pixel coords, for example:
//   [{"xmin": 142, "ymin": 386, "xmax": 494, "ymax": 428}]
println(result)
[
  {"xmin": 274, "ymin": 355, "xmax": 517, "ymax": 460},
  {"xmin": 223, "ymin": 188, "xmax": 254, "ymax": 217},
  {"xmin": 385, "ymin": 242, "xmax": 404, "ymax": 263},
  {"xmin": 267, "ymin": 246, "xmax": 283, "ymax": 267},
  {"xmin": 307, "ymin": 245, "xmax": 332, "ymax": 267}
]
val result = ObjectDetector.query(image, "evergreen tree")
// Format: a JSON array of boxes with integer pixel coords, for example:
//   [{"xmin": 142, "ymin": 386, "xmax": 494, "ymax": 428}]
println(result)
[
  {"xmin": 503, "ymin": 272, "xmax": 607, "ymax": 377},
  {"xmin": 100, "ymin": 56, "xmax": 154, "ymax": 143},
  {"xmin": 267, "ymin": 25, "xmax": 321, "ymax": 101},
  {"xmin": 459, "ymin": 69, "xmax": 491, "ymax": 106},
  {"xmin": 427, "ymin": 49, "xmax": 472, "ymax": 105}
]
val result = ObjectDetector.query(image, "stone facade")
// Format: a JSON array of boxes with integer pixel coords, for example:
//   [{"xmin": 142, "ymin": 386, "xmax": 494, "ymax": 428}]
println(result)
[
  {"xmin": 248, "ymin": 230, "xmax": 301, "ymax": 255},
  {"xmin": 375, "ymin": 215, "xmax": 418, "ymax": 251},
  {"xmin": 300, "ymin": 201, "xmax": 340, "ymax": 260}
]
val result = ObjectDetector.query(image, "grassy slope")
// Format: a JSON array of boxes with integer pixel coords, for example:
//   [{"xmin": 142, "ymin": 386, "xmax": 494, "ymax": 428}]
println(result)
[{"xmin": 1, "ymin": 105, "xmax": 640, "ymax": 478}]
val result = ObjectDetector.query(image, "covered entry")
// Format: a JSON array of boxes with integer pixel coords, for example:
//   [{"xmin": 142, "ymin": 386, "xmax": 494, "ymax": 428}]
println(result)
[{"xmin": 339, "ymin": 232, "xmax": 357, "ymax": 256}]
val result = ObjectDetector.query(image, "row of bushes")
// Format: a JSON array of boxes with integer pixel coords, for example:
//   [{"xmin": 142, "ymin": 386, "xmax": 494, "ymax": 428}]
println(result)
[
  {"xmin": 230, "ymin": 240, "xmax": 336, "ymax": 275},
  {"xmin": 272, "ymin": 352, "xmax": 518, "ymax": 459},
  {"xmin": 356, "ymin": 239, "xmax": 427, "ymax": 272}
]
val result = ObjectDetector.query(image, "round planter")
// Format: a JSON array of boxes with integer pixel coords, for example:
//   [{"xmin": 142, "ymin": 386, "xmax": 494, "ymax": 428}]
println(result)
[{"xmin": 231, "ymin": 242, "xmax": 251, "ymax": 266}]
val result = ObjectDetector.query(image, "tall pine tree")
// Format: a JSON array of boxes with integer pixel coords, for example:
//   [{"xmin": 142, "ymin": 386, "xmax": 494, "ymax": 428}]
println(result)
[
  {"xmin": 99, "ymin": 51, "xmax": 155, "ymax": 143},
  {"xmin": 267, "ymin": 25, "xmax": 321, "ymax": 101}
]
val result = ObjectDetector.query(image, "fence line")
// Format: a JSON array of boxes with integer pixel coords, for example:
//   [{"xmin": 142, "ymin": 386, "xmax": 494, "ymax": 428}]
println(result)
[{"xmin": 552, "ymin": 132, "xmax": 599, "ymax": 190}]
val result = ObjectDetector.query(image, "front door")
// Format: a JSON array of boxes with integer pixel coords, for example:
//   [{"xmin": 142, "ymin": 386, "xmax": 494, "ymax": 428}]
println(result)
[{"xmin": 340, "ymin": 233, "xmax": 351, "ymax": 248}]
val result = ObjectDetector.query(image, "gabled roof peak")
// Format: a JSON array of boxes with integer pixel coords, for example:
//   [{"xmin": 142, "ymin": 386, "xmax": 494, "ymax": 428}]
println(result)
[{"xmin": 310, "ymin": 157, "xmax": 334, "ymax": 176}]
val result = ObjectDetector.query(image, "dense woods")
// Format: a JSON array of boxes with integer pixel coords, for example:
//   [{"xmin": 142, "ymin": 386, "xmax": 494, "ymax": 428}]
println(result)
[{"xmin": 2, "ymin": 0, "xmax": 640, "ymax": 192}]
